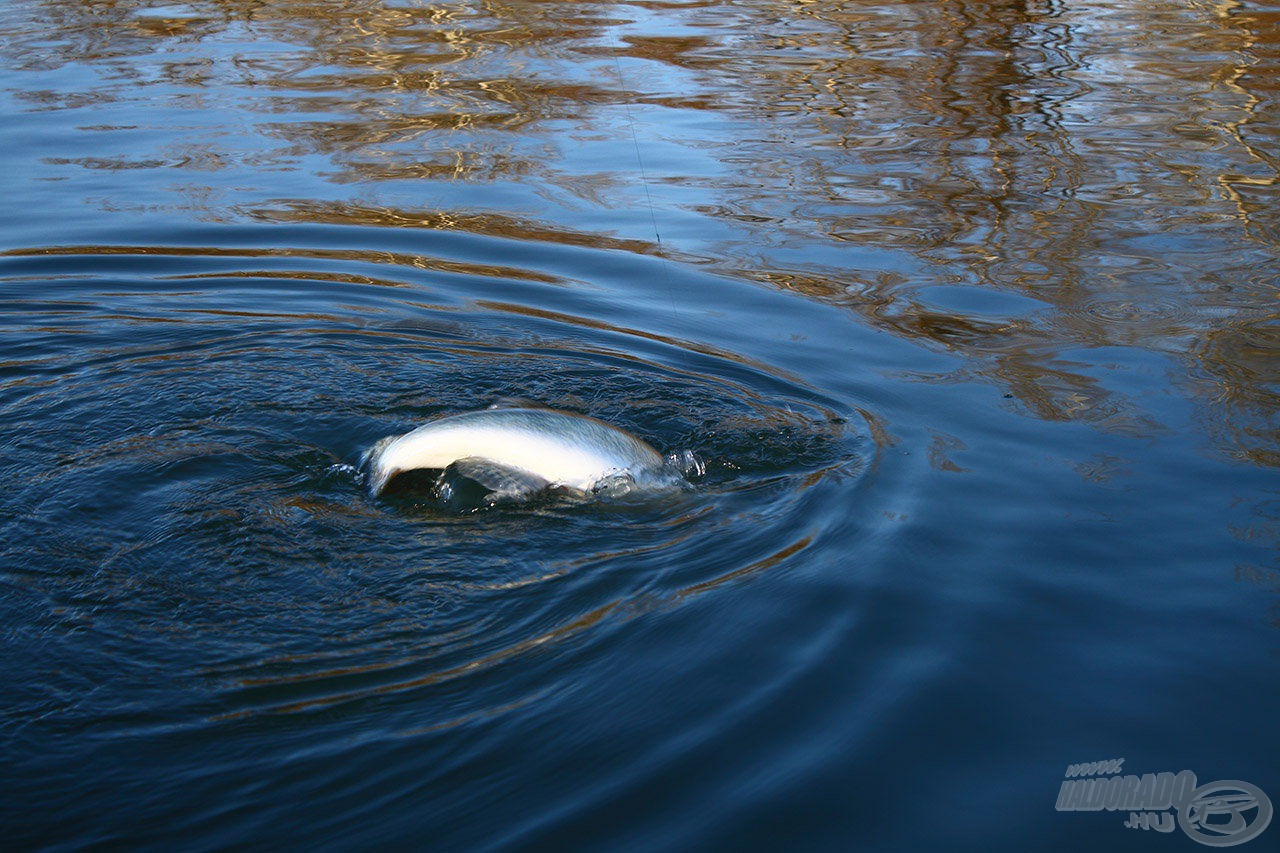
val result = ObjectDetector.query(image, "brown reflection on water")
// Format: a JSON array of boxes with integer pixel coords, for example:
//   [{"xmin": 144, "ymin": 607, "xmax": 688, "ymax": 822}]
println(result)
[
  {"xmin": 1192, "ymin": 317, "xmax": 1280, "ymax": 467},
  {"xmin": 6, "ymin": 0, "xmax": 1279, "ymax": 462},
  {"xmin": 706, "ymin": 0, "xmax": 1280, "ymax": 454},
  {"xmin": 248, "ymin": 200, "xmax": 658, "ymax": 255}
]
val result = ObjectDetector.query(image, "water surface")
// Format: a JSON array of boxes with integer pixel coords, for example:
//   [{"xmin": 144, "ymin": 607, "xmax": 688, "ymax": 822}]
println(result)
[{"xmin": 2, "ymin": 1, "xmax": 1279, "ymax": 849}]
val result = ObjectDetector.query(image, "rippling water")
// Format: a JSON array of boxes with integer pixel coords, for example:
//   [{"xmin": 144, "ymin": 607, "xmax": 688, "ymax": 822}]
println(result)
[{"xmin": 3, "ymin": 1, "xmax": 1278, "ymax": 849}]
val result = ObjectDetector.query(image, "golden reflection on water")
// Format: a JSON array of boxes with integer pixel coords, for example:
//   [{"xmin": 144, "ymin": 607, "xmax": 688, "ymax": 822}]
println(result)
[
  {"xmin": 6, "ymin": 0, "xmax": 1279, "ymax": 463},
  {"xmin": 250, "ymin": 201, "xmax": 659, "ymax": 255}
]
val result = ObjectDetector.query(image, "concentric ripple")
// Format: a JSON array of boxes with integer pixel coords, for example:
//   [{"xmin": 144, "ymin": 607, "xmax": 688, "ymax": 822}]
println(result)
[{"xmin": 0, "ymin": 230, "xmax": 878, "ymax": 816}]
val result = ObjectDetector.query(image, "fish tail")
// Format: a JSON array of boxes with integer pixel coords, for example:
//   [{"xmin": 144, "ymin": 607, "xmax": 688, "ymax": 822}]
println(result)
[{"xmin": 361, "ymin": 435, "xmax": 400, "ymax": 494}]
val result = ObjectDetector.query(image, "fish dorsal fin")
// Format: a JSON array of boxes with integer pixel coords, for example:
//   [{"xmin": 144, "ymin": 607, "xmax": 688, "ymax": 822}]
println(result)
[{"xmin": 448, "ymin": 457, "xmax": 550, "ymax": 499}]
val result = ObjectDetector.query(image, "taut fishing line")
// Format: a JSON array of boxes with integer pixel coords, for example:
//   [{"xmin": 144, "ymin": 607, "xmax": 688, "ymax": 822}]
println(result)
[{"xmin": 611, "ymin": 50, "xmax": 679, "ymax": 315}]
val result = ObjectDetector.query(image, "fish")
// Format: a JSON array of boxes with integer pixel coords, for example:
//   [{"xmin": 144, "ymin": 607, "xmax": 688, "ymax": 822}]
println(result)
[{"xmin": 363, "ymin": 407, "xmax": 681, "ymax": 505}]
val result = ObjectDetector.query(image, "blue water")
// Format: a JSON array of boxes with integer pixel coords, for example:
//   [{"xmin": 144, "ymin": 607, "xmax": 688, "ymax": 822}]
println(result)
[{"xmin": 2, "ymin": 1, "xmax": 1278, "ymax": 849}]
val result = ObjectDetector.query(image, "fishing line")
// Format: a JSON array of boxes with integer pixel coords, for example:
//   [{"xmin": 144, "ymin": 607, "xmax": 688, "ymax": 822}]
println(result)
[
  {"xmin": 611, "ymin": 51, "xmax": 679, "ymax": 315},
  {"xmin": 613, "ymin": 54, "xmax": 663, "ymax": 249}
]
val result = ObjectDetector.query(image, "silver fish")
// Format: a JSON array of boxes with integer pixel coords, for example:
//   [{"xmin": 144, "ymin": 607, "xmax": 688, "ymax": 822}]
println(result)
[{"xmin": 363, "ymin": 407, "xmax": 675, "ymax": 502}]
